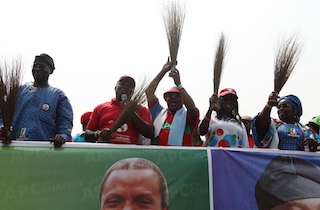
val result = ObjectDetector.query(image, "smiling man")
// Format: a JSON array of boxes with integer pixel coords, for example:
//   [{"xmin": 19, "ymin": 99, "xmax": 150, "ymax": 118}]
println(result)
[
  {"xmin": 145, "ymin": 58, "xmax": 199, "ymax": 146},
  {"xmin": 0, "ymin": 53, "xmax": 73, "ymax": 148},
  {"xmin": 100, "ymin": 158, "xmax": 169, "ymax": 210}
]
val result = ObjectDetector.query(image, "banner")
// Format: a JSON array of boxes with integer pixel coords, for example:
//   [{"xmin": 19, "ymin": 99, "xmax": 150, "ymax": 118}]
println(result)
[
  {"xmin": 0, "ymin": 142, "xmax": 210, "ymax": 210},
  {"xmin": 211, "ymin": 149, "xmax": 320, "ymax": 210},
  {"xmin": 1, "ymin": 142, "xmax": 320, "ymax": 210}
]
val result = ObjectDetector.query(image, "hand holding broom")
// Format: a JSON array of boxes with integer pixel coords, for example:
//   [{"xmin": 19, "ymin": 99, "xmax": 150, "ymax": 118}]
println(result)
[
  {"xmin": 209, "ymin": 94, "xmax": 220, "ymax": 113},
  {"xmin": 265, "ymin": 91, "xmax": 280, "ymax": 109},
  {"xmin": 0, "ymin": 126, "xmax": 11, "ymax": 144},
  {"xmin": 96, "ymin": 128, "xmax": 113, "ymax": 143}
]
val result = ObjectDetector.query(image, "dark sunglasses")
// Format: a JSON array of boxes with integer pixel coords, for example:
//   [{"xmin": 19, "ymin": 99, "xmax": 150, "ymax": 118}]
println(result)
[{"xmin": 166, "ymin": 93, "xmax": 181, "ymax": 98}]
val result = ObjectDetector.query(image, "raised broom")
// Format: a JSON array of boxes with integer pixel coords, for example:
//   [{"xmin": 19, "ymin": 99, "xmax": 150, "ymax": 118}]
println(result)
[
  {"xmin": 274, "ymin": 33, "xmax": 303, "ymax": 94},
  {"xmin": 213, "ymin": 32, "xmax": 227, "ymax": 95},
  {"xmin": 211, "ymin": 32, "xmax": 228, "ymax": 113},
  {"xmin": 162, "ymin": 0, "xmax": 186, "ymax": 70}
]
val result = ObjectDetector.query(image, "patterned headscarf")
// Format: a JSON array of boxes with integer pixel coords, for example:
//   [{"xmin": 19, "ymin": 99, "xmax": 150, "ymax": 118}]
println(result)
[{"xmin": 279, "ymin": 94, "xmax": 302, "ymax": 122}]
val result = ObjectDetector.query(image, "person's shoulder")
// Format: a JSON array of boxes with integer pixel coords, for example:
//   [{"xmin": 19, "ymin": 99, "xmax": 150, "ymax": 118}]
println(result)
[
  {"xmin": 138, "ymin": 104, "xmax": 148, "ymax": 109},
  {"xmin": 22, "ymin": 82, "xmax": 31, "ymax": 87},
  {"xmin": 148, "ymin": 97, "xmax": 160, "ymax": 109},
  {"xmin": 48, "ymin": 85, "xmax": 67, "ymax": 95},
  {"xmin": 187, "ymin": 107, "xmax": 200, "ymax": 113},
  {"xmin": 137, "ymin": 104, "xmax": 151, "ymax": 113},
  {"xmin": 21, "ymin": 82, "xmax": 32, "ymax": 89},
  {"xmin": 93, "ymin": 100, "xmax": 112, "ymax": 109}
]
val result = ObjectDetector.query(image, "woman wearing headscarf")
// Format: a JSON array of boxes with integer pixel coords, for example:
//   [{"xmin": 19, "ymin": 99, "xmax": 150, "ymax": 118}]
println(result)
[
  {"xmin": 199, "ymin": 88, "xmax": 249, "ymax": 148},
  {"xmin": 252, "ymin": 91, "xmax": 320, "ymax": 151}
]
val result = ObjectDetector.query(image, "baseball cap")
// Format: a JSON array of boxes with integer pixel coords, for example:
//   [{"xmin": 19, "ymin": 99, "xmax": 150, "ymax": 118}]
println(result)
[
  {"xmin": 80, "ymin": 111, "xmax": 92, "ymax": 124},
  {"xmin": 118, "ymin": 75, "xmax": 135, "ymax": 88},
  {"xmin": 219, "ymin": 88, "xmax": 238, "ymax": 98},
  {"xmin": 163, "ymin": 86, "xmax": 180, "ymax": 101}
]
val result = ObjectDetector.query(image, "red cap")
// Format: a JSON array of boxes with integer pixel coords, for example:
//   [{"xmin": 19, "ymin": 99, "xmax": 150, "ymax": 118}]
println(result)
[
  {"xmin": 163, "ymin": 87, "xmax": 180, "ymax": 101},
  {"xmin": 219, "ymin": 88, "xmax": 238, "ymax": 98},
  {"xmin": 80, "ymin": 111, "xmax": 92, "ymax": 124},
  {"xmin": 118, "ymin": 75, "xmax": 135, "ymax": 88}
]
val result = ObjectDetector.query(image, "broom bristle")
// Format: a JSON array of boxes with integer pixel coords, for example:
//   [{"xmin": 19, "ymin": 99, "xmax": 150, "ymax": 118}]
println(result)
[
  {"xmin": 274, "ymin": 34, "xmax": 303, "ymax": 94},
  {"xmin": 162, "ymin": 0, "xmax": 186, "ymax": 67},
  {"xmin": 213, "ymin": 32, "xmax": 227, "ymax": 95},
  {"xmin": 0, "ymin": 56, "xmax": 23, "ymax": 129}
]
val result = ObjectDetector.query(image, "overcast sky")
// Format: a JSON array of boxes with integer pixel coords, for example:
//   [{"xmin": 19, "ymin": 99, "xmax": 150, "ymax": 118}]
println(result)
[{"xmin": 1, "ymin": 0, "xmax": 320, "ymax": 135}]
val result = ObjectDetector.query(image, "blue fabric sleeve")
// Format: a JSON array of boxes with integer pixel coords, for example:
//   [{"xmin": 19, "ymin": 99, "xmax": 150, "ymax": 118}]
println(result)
[
  {"xmin": 148, "ymin": 99, "xmax": 164, "ymax": 122},
  {"xmin": 56, "ymin": 90, "xmax": 73, "ymax": 141},
  {"xmin": 251, "ymin": 115, "xmax": 274, "ymax": 148}
]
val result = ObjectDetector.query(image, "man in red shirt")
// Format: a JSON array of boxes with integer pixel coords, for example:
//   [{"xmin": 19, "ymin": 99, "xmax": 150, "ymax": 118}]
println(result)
[
  {"xmin": 146, "ymin": 58, "xmax": 199, "ymax": 146},
  {"xmin": 85, "ymin": 76, "xmax": 154, "ymax": 144}
]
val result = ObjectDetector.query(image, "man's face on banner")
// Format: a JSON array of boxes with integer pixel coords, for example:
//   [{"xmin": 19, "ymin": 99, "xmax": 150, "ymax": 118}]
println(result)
[{"xmin": 100, "ymin": 169, "xmax": 168, "ymax": 210}]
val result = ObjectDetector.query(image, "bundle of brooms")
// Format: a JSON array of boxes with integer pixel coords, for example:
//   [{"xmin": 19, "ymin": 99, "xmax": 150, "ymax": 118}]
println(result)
[
  {"xmin": 0, "ymin": 56, "xmax": 23, "ymax": 143},
  {"xmin": 162, "ymin": 0, "xmax": 186, "ymax": 70},
  {"xmin": 213, "ymin": 32, "xmax": 227, "ymax": 95},
  {"xmin": 97, "ymin": 78, "xmax": 148, "ymax": 143},
  {"xmin": 274, "ymin": 33, "xmax": 303, "ymax": 94}
]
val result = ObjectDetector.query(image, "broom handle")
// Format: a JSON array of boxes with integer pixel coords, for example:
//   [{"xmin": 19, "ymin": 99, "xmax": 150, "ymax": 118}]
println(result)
[{"xmin": 170, "ymin": 65, "xmax": 176, "ymax": 72}]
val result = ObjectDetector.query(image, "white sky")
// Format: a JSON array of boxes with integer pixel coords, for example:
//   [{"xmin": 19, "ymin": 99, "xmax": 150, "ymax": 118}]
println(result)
[{"xmin": 1, "ymin": 0, "xmax": 320, "ymax": 135}]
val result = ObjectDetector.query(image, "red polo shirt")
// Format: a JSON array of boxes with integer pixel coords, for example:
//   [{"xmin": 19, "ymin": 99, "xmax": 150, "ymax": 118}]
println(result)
[{"xmin": 87, "ymin": 98, "xmax": 152, "ymax": 144}]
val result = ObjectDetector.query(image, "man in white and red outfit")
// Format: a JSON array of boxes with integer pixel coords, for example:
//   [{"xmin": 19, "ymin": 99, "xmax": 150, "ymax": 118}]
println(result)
[{"xmin": 146, "ymin": 59, "xmax": 199, "ymax": 146}]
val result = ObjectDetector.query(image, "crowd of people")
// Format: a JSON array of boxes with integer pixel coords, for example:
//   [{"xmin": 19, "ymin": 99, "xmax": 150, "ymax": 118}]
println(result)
[{"xmin": 0, "ymin": 54, "xmax": 319, "ymax": 151}]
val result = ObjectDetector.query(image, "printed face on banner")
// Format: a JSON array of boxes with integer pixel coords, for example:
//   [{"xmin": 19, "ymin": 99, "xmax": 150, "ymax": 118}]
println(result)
[
  {"xmin": 1, "ymin": 146, "xmax": 209, "ymax": 210},
  {"xmin": 100, "ymin": 169, "xmax": 168, "ymax": 210},
  {"xmin": 255, "ymin": 155, "xmax": 320, "ymax": 210}
]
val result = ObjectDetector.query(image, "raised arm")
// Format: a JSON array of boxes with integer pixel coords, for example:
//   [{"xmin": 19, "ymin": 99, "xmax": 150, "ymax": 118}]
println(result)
[
  {"xmin": 199, "ymin": 94, "xmax": 219, "ymax": 135},
  {"xmin": 169, "ymin": 68, "xmax": 198, "ymax": 121},
  {"xmin": 145, "ymin": 58, "xmax": 172, "ymax": 104},
  {"xmin": 255, "ymin": 91, "xmax": 279, "ymax": 136}
]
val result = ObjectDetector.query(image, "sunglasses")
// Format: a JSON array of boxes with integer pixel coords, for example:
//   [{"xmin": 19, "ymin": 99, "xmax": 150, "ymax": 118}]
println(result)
[{"xmin": 166, "ymin": 93, "xmax": 181, "ymax": 99}]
